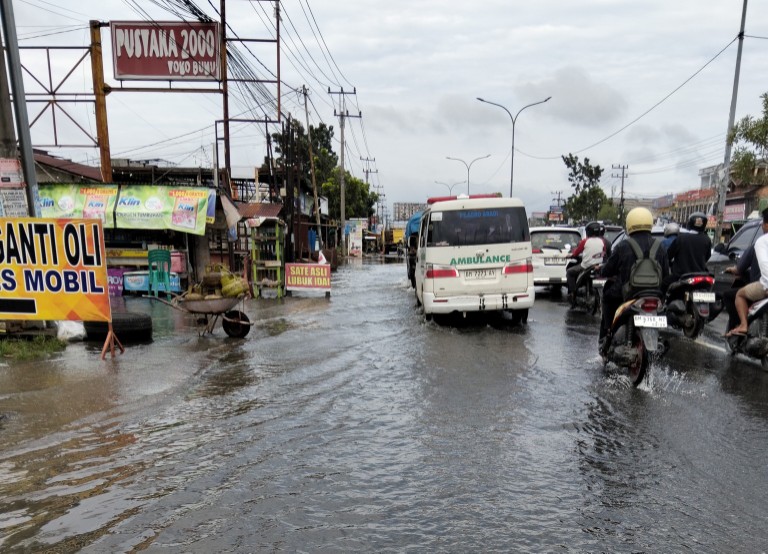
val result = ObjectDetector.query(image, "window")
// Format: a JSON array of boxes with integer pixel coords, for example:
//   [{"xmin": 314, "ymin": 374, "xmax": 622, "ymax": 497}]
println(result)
[
  {"xmin": 531, "ymin": 231, "xmax": 581, "ymax": 250},
  {"xmin": 426, "ymin": 207, "xmax": 529, "ymax": 247},
  {"xmin": 728, "ymin": 221, "xmax": 760, "ymax": 253}
]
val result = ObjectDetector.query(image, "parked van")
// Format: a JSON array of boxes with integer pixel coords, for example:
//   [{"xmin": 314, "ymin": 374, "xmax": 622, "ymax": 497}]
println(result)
[{"xmin": 414, "ymin": 194, "xmax": 534, "ymax": 322}]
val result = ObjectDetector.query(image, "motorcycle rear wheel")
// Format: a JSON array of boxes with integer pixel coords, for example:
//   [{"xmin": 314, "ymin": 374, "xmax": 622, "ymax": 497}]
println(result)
[
  {"xmin": 627, "ymin": 334, "xmax": 648, "ymax": 386},
  {"xmin": 682, "ymin": 311, "xmax": 704, "ymax": 339},
  {"xmin": 590, "ymin": 291, "xmax": 601, "ymax": 316}
]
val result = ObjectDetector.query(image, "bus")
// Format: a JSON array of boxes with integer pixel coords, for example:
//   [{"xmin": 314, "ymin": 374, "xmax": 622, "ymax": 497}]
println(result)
[{"xmin": 414, "ymin": 194, "xmax": 534, "ymax": 323}]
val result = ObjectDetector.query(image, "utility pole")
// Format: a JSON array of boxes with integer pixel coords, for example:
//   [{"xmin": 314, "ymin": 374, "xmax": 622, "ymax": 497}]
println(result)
[
  {"xmin": 328, "ymin": 87, "xmax": 360, "ymax": 256},
  {"xmin": 0, "ymin": 0, "xmax": 40, "ymax": 216},
  {"xmin": 612, "ymin": 164, "xmax": 628, "ymax": 223},
  {"xmin": 302, "ymin": 86, "xmax": 323, "ymax": 250},
  {"xmin": 715, "ymin": 0, "xmax": 748, "ymax": 244},
  {"xmin": 360, "ymin": 155, "xmax": 378, "ymax": 229},
  {"xmin": 551, "ymin": 190, "xmax": 564, "ymax": 224}
]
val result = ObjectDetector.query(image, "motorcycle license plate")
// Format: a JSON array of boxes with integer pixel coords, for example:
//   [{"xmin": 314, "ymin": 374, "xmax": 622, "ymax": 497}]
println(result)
[
  {"xmin": 634, "ymin": 315, "xmax": 667, "ymax": 328},
  {"xmin": 691, "ymin": 292, "xmax": 716, "ymax": 303},
  {"xmin": 593, "ymin": 278, "xmax": 607, "ymax": 288}
]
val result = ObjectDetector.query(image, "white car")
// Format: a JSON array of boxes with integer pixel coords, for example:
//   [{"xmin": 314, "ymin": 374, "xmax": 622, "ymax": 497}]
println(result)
[{"xmin": 529, "ymin": 226, "xmax": 583, "ymax": 292}]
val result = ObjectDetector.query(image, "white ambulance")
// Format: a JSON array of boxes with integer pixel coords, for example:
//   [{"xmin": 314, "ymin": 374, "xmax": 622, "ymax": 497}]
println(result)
[{"xmin": 414, "ymin": 194, "xmax": 534, "ymax": 322}]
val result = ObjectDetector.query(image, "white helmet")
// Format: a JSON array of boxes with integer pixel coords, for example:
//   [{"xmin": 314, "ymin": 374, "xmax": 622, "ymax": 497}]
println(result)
[{"xmin": 664, "ymin": 222, "xmax": 680, "ymax": 237}]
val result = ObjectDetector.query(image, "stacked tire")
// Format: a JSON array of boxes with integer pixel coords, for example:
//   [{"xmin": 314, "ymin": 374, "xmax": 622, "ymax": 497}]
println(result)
[{"xmin": 84, "ymin": 311, "xmax": 153, "ymax": 343}]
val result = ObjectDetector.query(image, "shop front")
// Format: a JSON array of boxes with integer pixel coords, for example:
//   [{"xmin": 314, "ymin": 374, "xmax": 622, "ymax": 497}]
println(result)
[{"xmin": 39, "ymin": 184, "xmax": 215, "ymax": 296}]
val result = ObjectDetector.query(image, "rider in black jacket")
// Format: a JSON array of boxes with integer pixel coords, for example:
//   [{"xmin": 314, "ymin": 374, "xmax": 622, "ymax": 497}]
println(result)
[
  {"xmin": 663, "ymin": 212, "xmax": 712, "ymax": 291},
  {"xmin": 599, "ymin": 207, "xmax": 670, "ymax": 347}
]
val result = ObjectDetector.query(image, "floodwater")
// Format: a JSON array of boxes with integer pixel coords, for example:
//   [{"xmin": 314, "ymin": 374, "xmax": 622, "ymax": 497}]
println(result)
[{"xmin": 1, "ymin": 260, "xmax": 767, "ymax": 552}]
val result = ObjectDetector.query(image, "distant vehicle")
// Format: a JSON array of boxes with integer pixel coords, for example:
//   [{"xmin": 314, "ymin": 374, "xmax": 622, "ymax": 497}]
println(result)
[
  {"xmin": 529, "ymin": 226, "xmax": 582, "ymax": 294},
  {"xmin": 707, "ymin": 217, "xmax": 763, "ymax": 296},
  {"xmin": 414, "ymin": 194, "xmax": 533, "ymax": 323},
  {"xmin": 603, "ymin": 225, "xmax": 624, "ymax": 244},
  {"xmin": 611, "ymin": 225, "xmax": 665, "ymax": 248},
  {"xmin": 405, "ymin": 210, "xmax": 423, "ymax": 287}
]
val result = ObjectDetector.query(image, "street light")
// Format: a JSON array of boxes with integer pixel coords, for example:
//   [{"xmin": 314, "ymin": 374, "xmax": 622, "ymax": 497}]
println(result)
[
  {"xmin": 477, "ymin": 95, "xmax": 551, "ymax": 197},
  {"xmin": 445, "ymin": 154, "xmax": 490, "ymax": 194},
  {"xmin": 435, "ymin": 180, "xmax": 465, "ymax": 195}
]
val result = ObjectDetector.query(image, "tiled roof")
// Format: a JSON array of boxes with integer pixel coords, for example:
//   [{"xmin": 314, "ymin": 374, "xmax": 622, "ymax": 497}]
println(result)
[{"xmin": 34, "ymin": 150, "xmax": 103, "ymax": 182}]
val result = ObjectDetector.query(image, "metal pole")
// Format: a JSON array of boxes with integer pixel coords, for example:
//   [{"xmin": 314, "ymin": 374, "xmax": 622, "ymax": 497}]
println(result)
[
  {"xmin": 477, "ymin": 96, "xmax": 551, "ymax": 197},
  {"xmin": 714, "ymin": 0, "xmax": 748, "ymax": 245},
  {"xmin": 446, "ymin": 155, "xmax": 489, "ymax": 195},
  {"xmin": 0, "ymin": 0, "xmax": 40, "ymax": 215}
]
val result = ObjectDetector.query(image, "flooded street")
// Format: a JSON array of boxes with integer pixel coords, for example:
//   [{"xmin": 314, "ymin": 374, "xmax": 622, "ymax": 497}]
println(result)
[{"xmin": 2, "ymin": 260, "xmax": 768, "ymax": 552}]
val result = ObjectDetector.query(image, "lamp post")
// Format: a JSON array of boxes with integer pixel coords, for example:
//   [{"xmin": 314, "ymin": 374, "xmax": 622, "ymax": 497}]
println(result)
[
  {"xmin": 445, "ymin": 154, "xmax": 490, "ymax": 194},
  {"xmin": 435, "ymin": 180, "xmax": 465, "ymax": 195},
  {"xmin": 477, "ymin": 96, "xmax": 551, "ymax": 197}
]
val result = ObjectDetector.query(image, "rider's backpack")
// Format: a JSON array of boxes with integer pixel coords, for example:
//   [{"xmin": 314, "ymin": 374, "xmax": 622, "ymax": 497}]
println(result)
[{"xmin": 623, "ymin": 237, "xmax": 663, "ymax": 299}]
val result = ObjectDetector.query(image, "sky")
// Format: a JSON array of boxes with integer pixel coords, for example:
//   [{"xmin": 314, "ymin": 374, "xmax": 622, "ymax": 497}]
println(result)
[{"xmin": 10, "ymin": 0, "xmax": 768, "ymax": 219}]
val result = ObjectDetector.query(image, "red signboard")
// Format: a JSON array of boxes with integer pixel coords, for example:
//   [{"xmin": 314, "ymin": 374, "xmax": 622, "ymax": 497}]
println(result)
[{"xmin": 110, "ymin": 21, "xmax": 220, "ymax": 81}]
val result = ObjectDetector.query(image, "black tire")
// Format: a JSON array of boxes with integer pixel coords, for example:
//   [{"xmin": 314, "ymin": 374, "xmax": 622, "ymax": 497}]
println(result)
[
  {"xmin": 511, "ymin": 308, "xmax": 528, "ymax": 326},
  {"xmin": 222, "ymin": 310, "xmax": 251, "ymax": 338},
  {"xmin": 84, "ymin": 311, "xmax": 153, "ymax": 343},
  {"xmin": 683, "ymin": 311, "xmax": 704, "ymax": 339},
  {"xmin": 590, "ymin": 290, "xmax": 601, "ymax": 316},
  {"xmin": 627, "ymin": 332, "xmax": 648, "ymax": 387}
]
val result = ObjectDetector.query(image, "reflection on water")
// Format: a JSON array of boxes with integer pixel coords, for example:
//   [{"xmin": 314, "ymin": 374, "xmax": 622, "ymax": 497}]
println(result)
[{"xmin": 1, "ymin": 264, "xmax": 768, "ymax": 551}]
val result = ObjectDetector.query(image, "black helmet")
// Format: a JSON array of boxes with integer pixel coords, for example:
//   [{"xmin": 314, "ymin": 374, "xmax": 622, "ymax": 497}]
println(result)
[
  {"xmin": 585, "ymin": 221, "xmax": 601, "ymax": 237},
  {"xmin": 687, "ymin": 212, "xmax": 707, "ymax": 233}
]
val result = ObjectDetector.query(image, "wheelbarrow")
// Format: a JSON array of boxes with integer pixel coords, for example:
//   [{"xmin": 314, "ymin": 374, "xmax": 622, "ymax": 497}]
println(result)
[{"xmin": 150, "ymin": 295, "xmax": 254, "ymax": 338}]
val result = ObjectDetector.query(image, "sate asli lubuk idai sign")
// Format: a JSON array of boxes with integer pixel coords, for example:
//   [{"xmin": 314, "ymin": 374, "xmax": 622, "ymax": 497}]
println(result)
[
  {"xmin": 285, "ymin": 263, "xmax": 331, "ymax": 294},
  {"xmin": 0, "ymin": 218, "xmax": 111, "ymax": 322},
  {"xmin": 110, "ymin": 21, "xmax": 220, "ymax": 81}
]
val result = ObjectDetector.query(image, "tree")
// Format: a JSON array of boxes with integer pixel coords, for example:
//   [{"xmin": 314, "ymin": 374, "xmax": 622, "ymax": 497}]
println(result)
[
  {"xmin": 561, "ymin": 154, "xmax": 607, "ymax": 222},
  {"xmin": 728, "ymin": 92, "xmax": 768, "ymax": 185},
  {"xmin": 321, "ymin": 167, "xmax": 379, "ymax": 220},
  {"xmin": 267, "ymin": 117, "xmax": 339, "ymax": 188}
]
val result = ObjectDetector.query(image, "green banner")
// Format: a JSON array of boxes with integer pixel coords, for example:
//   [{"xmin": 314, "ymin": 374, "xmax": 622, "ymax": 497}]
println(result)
[
  {"xmin": 115, "ymin": 185, "xmax": 209, "ymax": 235},
  {"xmin": 39, "ymin": 184, "xmax": 119, "ymax": 228}
]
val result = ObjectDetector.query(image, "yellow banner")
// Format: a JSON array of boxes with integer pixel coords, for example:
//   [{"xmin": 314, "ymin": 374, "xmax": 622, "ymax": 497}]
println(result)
[{"xmin": 0, "ymin": 218, "xmax": 111, "ymax": 322}]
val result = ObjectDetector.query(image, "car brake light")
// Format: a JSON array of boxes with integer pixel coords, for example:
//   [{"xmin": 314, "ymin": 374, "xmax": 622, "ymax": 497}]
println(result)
[
  {"xmin": 503, "ymin": 258, "xmax": 533, "ymax": 275},
  {"xmin": 532, "ymin": 248, "xmax": 542, "ymax": 254},
  {"xmin": 425, "ymin": 264, "xmax": 459, "ymax": 279}
]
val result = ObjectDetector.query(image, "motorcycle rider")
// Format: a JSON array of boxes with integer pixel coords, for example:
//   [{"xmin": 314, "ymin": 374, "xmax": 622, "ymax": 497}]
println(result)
[
  {"xmin": 599, "ymin": 207, "xmax": 670, "ymax": 350},
  {"xmin": 661, "ymin": 222, "xmax": 680, "ymax": 251},
  {"xmin": 663, "ymin": 212, "xmax": 712, "ymax": 292},
  {"xmin": 723, "ymin": 242, "xmax": 760, "ymax": 335},
  {"xmin": 726, "ymin": 208, "xmax": 768, "ymax": 337},
  {"xmin": 567, "ymin": 221, "xmax": 607, "ymax": 303}
]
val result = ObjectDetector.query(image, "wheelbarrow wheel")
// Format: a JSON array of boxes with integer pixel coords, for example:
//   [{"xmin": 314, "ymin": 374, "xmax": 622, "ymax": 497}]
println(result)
[{"xmin": 222, "ymin": 310, "xmax": 251, "ymax": 338}]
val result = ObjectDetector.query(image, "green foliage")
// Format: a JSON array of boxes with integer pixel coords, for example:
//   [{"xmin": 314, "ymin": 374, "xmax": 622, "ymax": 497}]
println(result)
[
  {"xmin": 0, "ymin": 335, "xmax": 66, "ymax": 360},
  {"xmin": 728, "ymin": 92, "xmax": 768, "ymax": 185},
  {"xmin": 269, "ymin": 117, "xmax": 339, "ymax": 187},
  {"xmin": 561, "ymin": 154, "xmax": 607, "ymax": 221},
  {"xmin": 321, "ymin": 167, "xmax": 379, "ymax": 220},
  {"xmin": 597, "ymin": 201, "xmax": 620, "ymax": 223}
]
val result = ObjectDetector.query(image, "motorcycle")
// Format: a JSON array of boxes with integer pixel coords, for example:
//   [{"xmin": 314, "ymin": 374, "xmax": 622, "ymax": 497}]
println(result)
[
  {"xmin": 566, "ymin": 258, "xmax": 601, "ymax": 314},
  {"xmin": 600, "ymin": 289, "xmax": 668, "ymax": 386},
  {"xmin": 726, "ymin": 297, "xmax": 768, "ymax": 371},
  {"xmin": 664, "ymin": 272, "xmax": 715, "ymax": 339}
]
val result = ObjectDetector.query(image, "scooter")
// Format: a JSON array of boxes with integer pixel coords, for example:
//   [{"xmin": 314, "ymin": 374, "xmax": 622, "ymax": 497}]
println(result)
[
  {"xmin": 664, "ymin": 272, "xmax": 715, "ymax": 339},
  {"xmin": 726, "ymin": 297, "xmax": 768, "ymax": 371},
  {"xmin": 566, "ymin": 258, "xmax": 601, "ymax": 314},
  {"xmin": 601, "ymin": 289, "xmax": 668, "ymax": 386}
]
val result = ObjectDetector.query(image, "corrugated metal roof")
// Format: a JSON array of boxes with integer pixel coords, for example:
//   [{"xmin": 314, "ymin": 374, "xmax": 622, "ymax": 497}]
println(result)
[
  {"xmin": 34, "ymin": 150, "xmax": 104, "ymax": 182},
  {"xmin": 237, "ymin": 202, "xmax": 283, "ymax": 219}
]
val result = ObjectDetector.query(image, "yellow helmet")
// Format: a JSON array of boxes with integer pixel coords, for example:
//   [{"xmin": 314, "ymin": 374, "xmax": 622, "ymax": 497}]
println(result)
[{"xmin": 626, "ymin": 207, "xmax": 653, "ymax": 234}]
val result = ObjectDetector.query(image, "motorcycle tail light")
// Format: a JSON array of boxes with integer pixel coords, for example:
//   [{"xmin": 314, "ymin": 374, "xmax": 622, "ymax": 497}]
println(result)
[
  {"xmin": 685, "ymin": 275, "xmax": 714, "ymax": 286},
  {"xmin": 425, "ymin": 264, "xmax": 459, "ymax": 279},
  {"xmin": 636, "ymin": 298, "xmax": 659, "ymax": 312}
]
